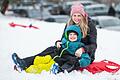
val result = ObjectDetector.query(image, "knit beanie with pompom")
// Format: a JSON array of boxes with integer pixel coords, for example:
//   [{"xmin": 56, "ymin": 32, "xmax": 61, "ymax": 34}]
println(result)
[{"xmin": 70, "ymin": 3, "xmax": 88, "ymax": 18}]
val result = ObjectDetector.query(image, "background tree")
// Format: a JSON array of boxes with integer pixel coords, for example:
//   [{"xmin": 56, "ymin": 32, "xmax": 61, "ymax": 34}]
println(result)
[{"xmin": 0, "ymin": 0, "xmax": 9, "ymax": 15}]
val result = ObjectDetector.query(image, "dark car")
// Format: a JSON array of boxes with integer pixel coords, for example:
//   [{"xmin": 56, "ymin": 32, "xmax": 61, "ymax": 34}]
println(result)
[{"xmin": 12, "ymin": 8, "xmax": 50, "ymax": 20}]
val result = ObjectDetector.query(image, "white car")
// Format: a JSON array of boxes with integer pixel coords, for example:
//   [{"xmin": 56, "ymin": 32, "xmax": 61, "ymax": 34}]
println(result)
[
  {"xmin": 91, "ymin": 16, "xmax": 120, "ymax": 31},
  {"xmin": 115, "ymin": 3, "xmax": 120, "ymax": 18},
  {"xmin": 44, "ymin": 15, "xmax": 70, "ymax": 23},
  {"xmin": 84, "ymin": 4, "xmax": 109, "ymax": 16},
  {"xmin": 64, "ymin": 0, "xmax": 97, "ymax": 7}
]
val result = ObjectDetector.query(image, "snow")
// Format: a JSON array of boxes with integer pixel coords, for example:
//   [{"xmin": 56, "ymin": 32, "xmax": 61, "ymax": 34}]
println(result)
[{"xmin": 0, "ymin": 15, "xmax": 120, "ymax": 80}]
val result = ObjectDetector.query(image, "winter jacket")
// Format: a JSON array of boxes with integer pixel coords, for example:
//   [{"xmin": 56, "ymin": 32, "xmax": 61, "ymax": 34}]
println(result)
[
  {"xmin": 61, "ymin": 25, "xmax": 84, "ymax": 55},
  {"xmin": 56, "ymin": 17, "xmax": 97, "ymax": 63}
]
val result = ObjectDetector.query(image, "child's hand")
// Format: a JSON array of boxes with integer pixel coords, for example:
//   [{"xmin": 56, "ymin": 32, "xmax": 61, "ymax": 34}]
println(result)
[
  {"xmin": 75, "ymin": 48, "xmax": 85, "ymax": 57},
  {"xmin": 56, "ymin": 42, "xmax": 62, "ymax": 48}
]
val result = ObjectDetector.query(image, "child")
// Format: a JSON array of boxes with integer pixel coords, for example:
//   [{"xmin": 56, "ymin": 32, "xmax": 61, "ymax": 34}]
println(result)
[{"xmin": 53, "ymin": 25, "xmax": 91, "ymax": 73}]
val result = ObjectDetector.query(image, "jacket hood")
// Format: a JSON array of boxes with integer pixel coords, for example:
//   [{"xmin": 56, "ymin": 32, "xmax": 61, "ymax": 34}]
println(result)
[{"xmin": 65, "ymin": 25, "xmax": 82, "ymax": 42}]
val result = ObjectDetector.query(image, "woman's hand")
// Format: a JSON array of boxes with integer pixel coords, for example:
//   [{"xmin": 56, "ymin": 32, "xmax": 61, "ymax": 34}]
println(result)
[
  {"xmin": 75, "ymin": 48, "xmax": 85, "ymax": 57},
  {"xmin": 56, "ymin": 41, "xmax": 62, "ymax": 48}
]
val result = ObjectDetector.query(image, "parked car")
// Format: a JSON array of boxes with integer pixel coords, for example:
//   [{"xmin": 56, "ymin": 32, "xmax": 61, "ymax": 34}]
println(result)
[
  {"xmin": 45, "ymin": 15, "xmax": 70, "ymax": 23},
  {"xmin": 91, "ymin": 16, "xmax": 120, "ymax": 31},
  {"xmin": 84, "ymin": 4, "xmax": 109, "ymax": 16},
  {"xmin": 12, "ymin": 9, "xmax": 49, "ymax": 19},
  {"xmin": 11, "ymin": 8, "xmax": 69, "ymax": 23},
  {"xmin": 115, "ymin": 3, "xmax": 120, "ymax": 18}
]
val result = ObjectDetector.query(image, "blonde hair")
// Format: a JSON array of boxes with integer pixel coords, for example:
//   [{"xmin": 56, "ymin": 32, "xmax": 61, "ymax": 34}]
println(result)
[{"xmin": 67, "ymin": 15, "xmax": 89, "ymax": 38}]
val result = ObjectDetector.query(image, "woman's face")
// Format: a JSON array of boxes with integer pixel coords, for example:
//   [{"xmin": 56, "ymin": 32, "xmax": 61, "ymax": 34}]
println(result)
[
  {"xmin": 68, "ymin": 32, "xmax": 77, "ymax": 42},
  {"xmin": 72, "ymin": 13, "xmax": 82, "ymax": 24}
]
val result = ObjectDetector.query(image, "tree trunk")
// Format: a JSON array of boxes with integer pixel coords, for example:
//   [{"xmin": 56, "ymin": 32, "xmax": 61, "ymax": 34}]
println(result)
[{"xmin": 1, "ymin": 0, "xmax": 9, "ymax": 15}]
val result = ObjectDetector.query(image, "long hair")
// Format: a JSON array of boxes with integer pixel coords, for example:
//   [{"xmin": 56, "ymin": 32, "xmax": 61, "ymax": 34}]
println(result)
[{"xmin": 66, "ymin": 15, "xmax": 89, "ymax": 38}]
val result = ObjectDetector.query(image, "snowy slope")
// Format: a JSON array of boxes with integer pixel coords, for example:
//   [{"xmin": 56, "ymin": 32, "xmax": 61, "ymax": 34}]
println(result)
[{"xmin": 0, "ymin": 14, "xmax": 120, "ymax": 80}]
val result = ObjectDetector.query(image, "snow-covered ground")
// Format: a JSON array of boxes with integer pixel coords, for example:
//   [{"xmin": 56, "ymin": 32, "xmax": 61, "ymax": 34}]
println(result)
[{"xmin": 0, "ymin": 14, "xmax": 120, "ymax": 80}]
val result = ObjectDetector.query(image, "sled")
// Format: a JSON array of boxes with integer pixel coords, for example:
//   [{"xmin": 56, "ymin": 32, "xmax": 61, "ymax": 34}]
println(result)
[
  {"xmin": 9, "ymin": 22, "xmax": 39, "ymax": 29},
  {"xmin": 13, "ymin": 59, "xmax": 120, "ymax": 74},
  {"xmin": 82, "ymin": 60, "xmax": 120, "ymax": 74}
]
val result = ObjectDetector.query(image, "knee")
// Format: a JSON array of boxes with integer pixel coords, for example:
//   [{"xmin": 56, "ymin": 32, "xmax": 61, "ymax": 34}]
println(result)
[{"xmin": 79, "ymin": 53, "xmax": 91, "ymax": 67}]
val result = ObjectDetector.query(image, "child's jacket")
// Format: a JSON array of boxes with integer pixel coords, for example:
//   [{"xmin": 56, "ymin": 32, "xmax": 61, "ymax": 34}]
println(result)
[{"xmin": 61, "ymin": 25, "xmax": 84, "ymax": 55}]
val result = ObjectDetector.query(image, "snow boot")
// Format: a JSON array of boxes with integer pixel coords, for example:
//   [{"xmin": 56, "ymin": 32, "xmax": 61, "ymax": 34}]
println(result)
[
  {"xmin": 12, "ymin": 53, "xmax": 27, "ymax": 71},
  {"xmin": 50, "ymin": 63, "xmax": 64, "ymax": 74},
  {"xmin": 50, "ymin": 63, "xmax": 59, "ymax": 74},
  {"xmin": 61, "ymin": 63, "xmax": 75, "ymax": 73}
]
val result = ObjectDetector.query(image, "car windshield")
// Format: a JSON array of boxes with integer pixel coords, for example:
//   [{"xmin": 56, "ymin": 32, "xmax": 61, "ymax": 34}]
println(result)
[
  {"xmin": 115, "ymin": 3, "xmax": 120, "ymax": 11},
  {"xmin": 28, "ymin": 9, "xmax": 51, "ymax": 19},
  {"xmin": 28, "ymin": 10, "xmax": 41, "ymax": 18},
  {"xmin": 100, "ymin": 19, "xmax": 120, "ymax": 27}
]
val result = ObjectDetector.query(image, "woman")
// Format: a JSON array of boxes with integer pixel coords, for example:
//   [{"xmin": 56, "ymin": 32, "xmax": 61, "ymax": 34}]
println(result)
[
  {"xmin": 12, "ymin": 3, "xmax": 97, "ymax": 73},
  {"xmin": 54, "ymin": 3, "xmax": 97, "ymax": 72}
]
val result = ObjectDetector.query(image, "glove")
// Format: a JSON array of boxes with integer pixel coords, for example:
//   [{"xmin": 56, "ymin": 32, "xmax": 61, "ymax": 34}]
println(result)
[
  {"xmin": 75, "ymin": 48, "xmax": 85, "ymax": 57},
  {"xmin": 56, "ymin": 41, "xmax": 62, "ymax": 48}
]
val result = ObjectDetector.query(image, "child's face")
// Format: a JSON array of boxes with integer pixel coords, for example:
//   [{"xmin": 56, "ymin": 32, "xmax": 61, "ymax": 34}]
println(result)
[
  {"xmin": 68, "ymin": 32, "xmax": 77, "ymax": 42},
  {"xmin": 72, "ymin": 13, "xmax": 82, "ymax": 24}
]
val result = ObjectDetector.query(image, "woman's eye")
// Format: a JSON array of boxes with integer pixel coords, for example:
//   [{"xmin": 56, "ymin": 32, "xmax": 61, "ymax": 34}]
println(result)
[
  {"xmin": 74, "ymin": 15, "xmax": 76, "ymax": 17},
  {"xmin": 78, "ymin": 15, "xmax": 81, "ymax": 17}
]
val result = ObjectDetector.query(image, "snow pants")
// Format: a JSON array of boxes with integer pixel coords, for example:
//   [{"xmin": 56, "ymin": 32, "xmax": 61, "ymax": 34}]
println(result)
[
  {"xmin": 22, "ymin": 46, "xmax": 59, "ymax": 68},
  {"xmin": 22, "ymin": 46, "xmax": 91, "ymax": 70}
]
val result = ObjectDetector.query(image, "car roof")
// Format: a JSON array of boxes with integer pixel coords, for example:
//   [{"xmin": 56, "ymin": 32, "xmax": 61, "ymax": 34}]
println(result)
[
  {"xmin": 115, "ymin": 3, "xmax": 120, "ymax": 11},
  {"xmin": 65, "ymin": 0, "xmax": 96, "ymax": 5},
  {"xmin": 85, "ymin": 4, "xmax": 108, "ymax": 8},
  {"xmin": 91, "ymin": 16, "xmax": 119, "ymax": 20}
]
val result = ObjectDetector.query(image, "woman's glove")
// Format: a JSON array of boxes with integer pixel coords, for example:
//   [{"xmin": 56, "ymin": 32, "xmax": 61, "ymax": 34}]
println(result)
[{"xmin": 75, "ymin": 48, "xmax": 85, "ymax": 57}]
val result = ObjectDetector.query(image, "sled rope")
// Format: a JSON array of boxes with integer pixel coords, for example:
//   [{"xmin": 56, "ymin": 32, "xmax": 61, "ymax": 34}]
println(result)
[{"xmin": 53, "ymin": 41, "xmax": 69, "ymax": 60}]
